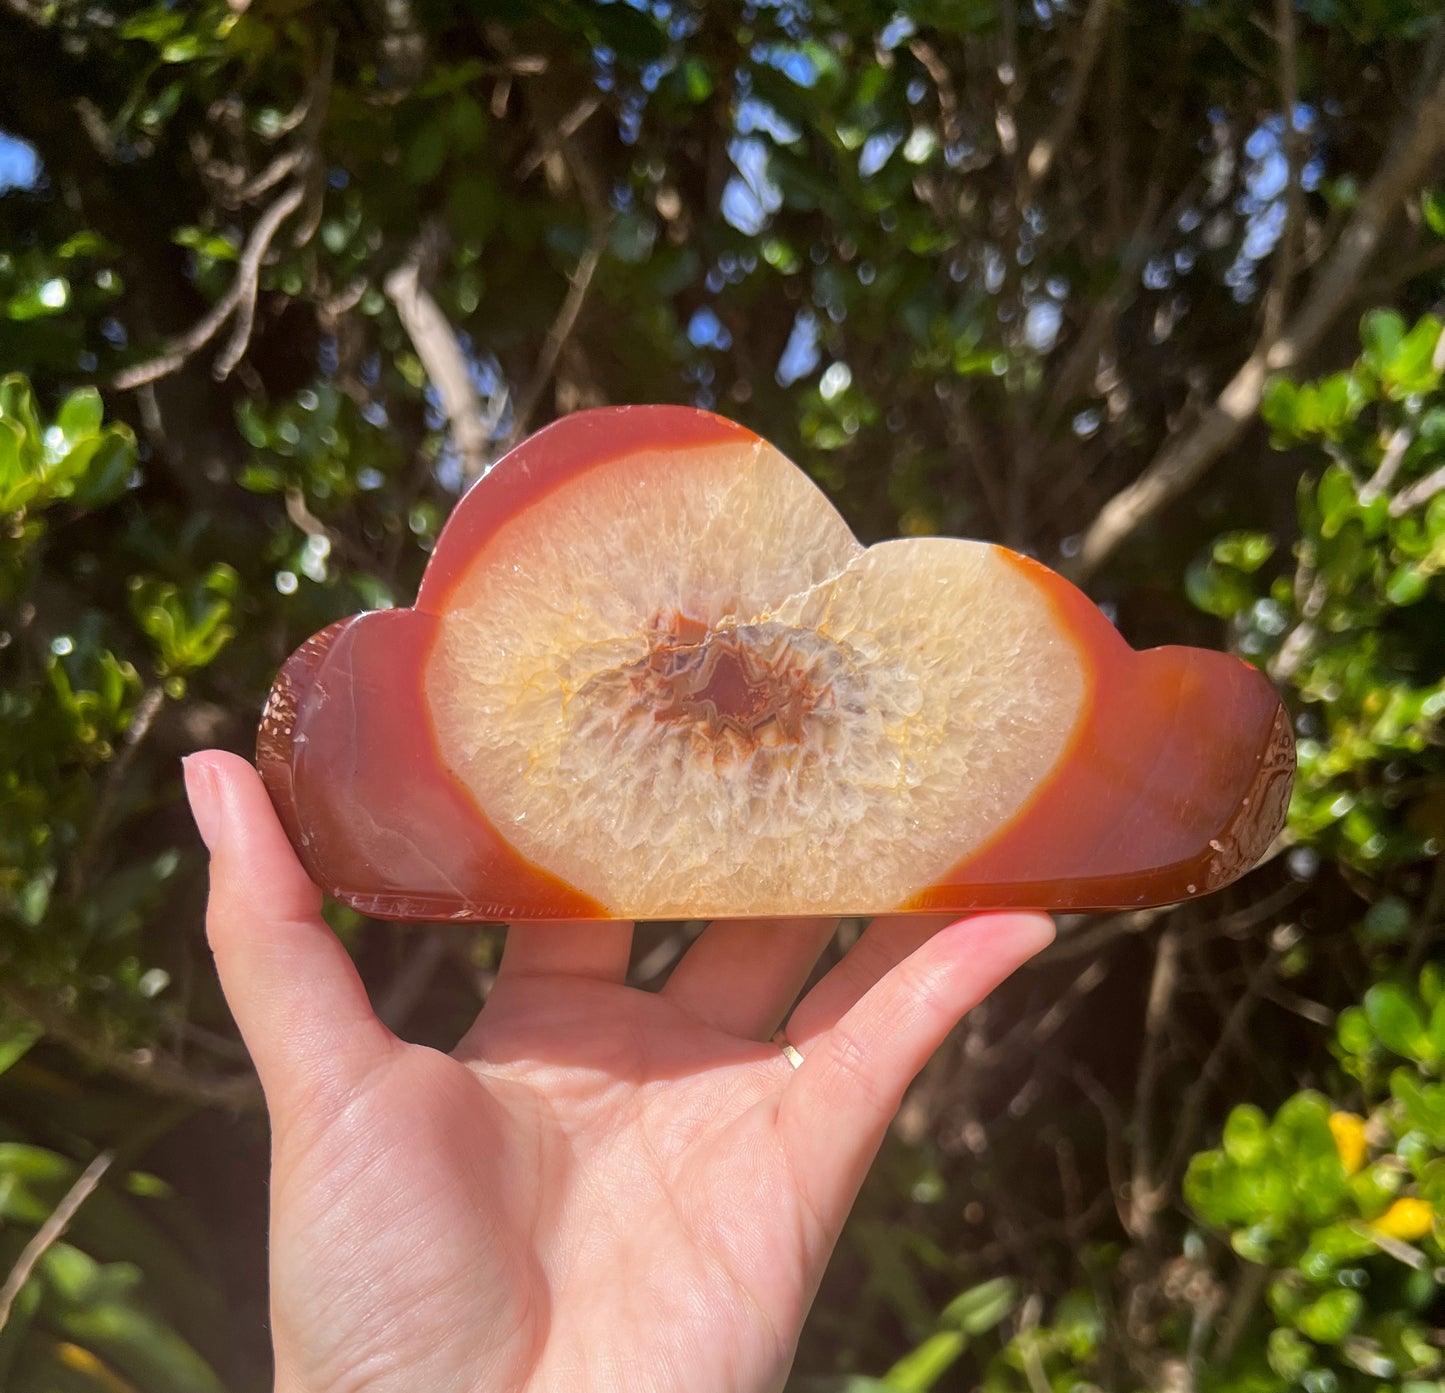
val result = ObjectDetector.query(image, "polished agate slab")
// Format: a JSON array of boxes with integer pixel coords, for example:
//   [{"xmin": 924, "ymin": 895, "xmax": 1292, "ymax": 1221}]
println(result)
[{"xmin": 256, "ymin": 406, "xmax": 1294, "ymax": 920}]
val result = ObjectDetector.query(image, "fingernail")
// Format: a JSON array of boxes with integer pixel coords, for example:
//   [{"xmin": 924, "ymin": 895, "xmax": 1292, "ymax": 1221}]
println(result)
[{"xmin": 182, "ymin": 755, "xmax": 222, "ymax": 850}]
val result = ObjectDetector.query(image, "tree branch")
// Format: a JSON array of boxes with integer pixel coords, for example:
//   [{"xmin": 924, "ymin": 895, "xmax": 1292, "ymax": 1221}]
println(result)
[
  {"xmin": 110, "ymin": 35, "xmax": 333, "ymax": 389},
  {"xmin": 1390, "ymin": 459, "xmax": 1445, "ymax": 515},
  {"xmin": 1360, "ymin": 420, "xmax": 1417, "ymax": 504},
  {"xmin": 383, "ymin": 228, "xmax": 496, "ymax": 485},
  {"xmin": 1073, "ymin": 45, "xmax": 1445, "ymax": 580},
  {"xmin": 1161, "ymin": 945, "xmax": 1278, "ymax": 1183},
  {"xmin": 112, "ymin": 182, "xmax": 306, "ymax": 389},
  {"xmin": 1262, "ymin": 0, "xmax": 1304, "ymax": 342},
  {"xmin": 1126, "ymin": 922, "xmax": 1181, "ymax": 1241},
  {"xmin": 67, "ymin": 684, "xmax": 166, "ymax": 899},
  {"xmin": 505, "ymin": 227, "xmax": 607, "ymax": 448},
  {"xmin": 1021, "ymin": 0, "xmax": 1112, "ymax": 193},
  {"xmin": 0, "ymin": 985, "xmax": 261, "ymax": 1111},
  {"xmin": 0, "ymin": 1150, "xmax": 114, "ymax": 1330}
]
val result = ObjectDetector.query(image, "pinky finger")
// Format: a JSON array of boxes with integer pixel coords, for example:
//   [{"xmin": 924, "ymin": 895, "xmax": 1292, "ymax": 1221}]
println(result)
[{"xmin": 776, "ymin": 913, "xmax": 1054, "ymax": 1229}]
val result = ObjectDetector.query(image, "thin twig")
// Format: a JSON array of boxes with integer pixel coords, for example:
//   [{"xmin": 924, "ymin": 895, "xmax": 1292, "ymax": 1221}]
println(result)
[
  {"xmin": 516, "ymin": 95, "xmax": 602, "ymax": 180},
  {"xmin": 908, "ymin": 38, "xmax": 962, "ymax": 148},
  {"xmin": 1074, "ymin": 1064, "xmax": 1131, "ymax": 1231},
  {"xmin": 1213, "ymin": 1263, "xmax": 1268, "ymax": 1366},
  {"xmin": 1128, "ymin": 922, "xmax": 1182, "ymax": 1241},
  {"xmin": 1047, "ymin": 905, "xmax": 1173, "ymax": 961},
  {"xmin": 230, "ymin": 146, "xmax": 306, "ymax": 204},
  {"xmin": 0, "ymin": 985, "xmax": 260, "ymax": 1111},
  {"xmin": 1161, "ymin": 946, "xmax": 1279, "ymax": 1184},
  {"xmin": 1022, "ymin": 0, "xmax": 1112, "ymax": 192},
  {"xmin": 68, "ymin": 684, "xmax": 166, "ymax": 899},
  {"xmin": 0, "ymin": 1150, "xmax": 114, "ymax": 1330},
  {"xmin": 375, "ymin": 929, "xmax": 451, "ymax": 1034},
  {"xmin": 1354, "ymin": 1221, "xmax": 1429, "ymax": 1269},
  {"xmin": 111, "ymin": 36, "xmax": 333, "ymax": 390},
  {"xmin": 977, "ymin": 959, "xmax": 1110, "ymax": 1067},
  {"xmin": 1074, "ymin": 39, "xmax": 1445, "ymax": 579},
  {"xmin": 1270, "ymin": 572, "xmax": 1327, "ymax": 682},
  {"xmin": 1389, "ymin": 460, "xmax": 1445, "ymax": 515},
  {"xmin": 1262, "ymin": 0, "xmax": 1304, "ymax": 342},
  {"xmin": 506, "ymin": 226, "xmax": 608, "ymax": 447},
  {"xmin": 113, "ymin": 182, "xmax": 305, "ymax": 390},
  {"xmin": 1360, "ymin": 421, "xmax": 1417, "ymax": 504},
  {"xmin": 384, "ymin": 231, "xmax": 496, "ymax": 484},
  {"xmin": 1017, "ymin": 1293, "xmax": 1054, "ymax": 1393}
]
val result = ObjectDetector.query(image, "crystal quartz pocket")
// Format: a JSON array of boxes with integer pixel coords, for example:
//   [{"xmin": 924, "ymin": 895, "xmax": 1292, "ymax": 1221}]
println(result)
[{"xmin": 256, "ymin": 406, "xmax": 1294, "ymax": 920}]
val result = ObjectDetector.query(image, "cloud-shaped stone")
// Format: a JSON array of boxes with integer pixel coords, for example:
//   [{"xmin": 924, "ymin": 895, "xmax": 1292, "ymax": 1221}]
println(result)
[{"xmin": 257, "ymin": 407, "xmax": 1293, "ymax": 920}]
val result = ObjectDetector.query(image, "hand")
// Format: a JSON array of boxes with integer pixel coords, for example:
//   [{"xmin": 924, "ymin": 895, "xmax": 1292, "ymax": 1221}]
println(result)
[{"xmin": 184, "ymin": 750, "xmax": 1053, "ymax": 1393}]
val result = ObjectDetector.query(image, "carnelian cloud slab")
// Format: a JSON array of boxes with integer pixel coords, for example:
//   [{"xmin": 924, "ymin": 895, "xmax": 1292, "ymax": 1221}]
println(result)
[{"xmin": 256, "ymin": 406, "xmax": 1294, "ymax": 921}]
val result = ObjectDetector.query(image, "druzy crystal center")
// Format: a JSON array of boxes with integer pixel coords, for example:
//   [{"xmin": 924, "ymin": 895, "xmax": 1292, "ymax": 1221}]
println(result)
[{"xmin": 636, "ymin": 615, "xmax": 834, "ymax": 750}]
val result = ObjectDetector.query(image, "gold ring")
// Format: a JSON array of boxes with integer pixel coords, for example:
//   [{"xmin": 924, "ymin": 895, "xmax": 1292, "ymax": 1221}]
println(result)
[{"xmin": 772, "ymin": 1030, "xmax": 804, "ymax": 1070}]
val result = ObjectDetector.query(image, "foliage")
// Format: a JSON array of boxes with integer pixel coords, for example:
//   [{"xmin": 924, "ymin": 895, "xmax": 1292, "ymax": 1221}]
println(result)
[
  {"xmin": 828, "ymin": 307, "xmax": 1445, "ymax": 1393},
  {"xmin": 0, "ymin": 1018, "xmax": 227, "ymax": 1393},
  {"xmin": 2, "ymin": 0, "xmax": 1445, "ymax": 1388},
  {"xmin": 1184, "ymin": 961, "xmax": 1443, "ymax": 1391},
  {"xmin": 1191, "ymin": 313, "xmax": 1445, "ymax": 870},
  {"xmin": 0, "ymin": 372, "xmax": 233, "ymax": 1030}
]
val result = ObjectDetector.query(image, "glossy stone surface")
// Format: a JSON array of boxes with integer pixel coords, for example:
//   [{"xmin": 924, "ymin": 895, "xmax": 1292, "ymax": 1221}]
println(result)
[{"xmin": 256, "ymin": 406, "xmax": 1294, "ymax": 920}]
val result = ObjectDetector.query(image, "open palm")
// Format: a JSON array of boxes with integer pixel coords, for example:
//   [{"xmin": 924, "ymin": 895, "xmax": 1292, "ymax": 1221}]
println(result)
[{"xmin": 185, "ymin": 752, "xmax": 1053, "ymax": 1393}]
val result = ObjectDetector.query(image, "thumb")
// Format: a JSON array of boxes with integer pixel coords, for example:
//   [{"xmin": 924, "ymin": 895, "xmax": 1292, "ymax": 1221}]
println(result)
[
  {"xmin": 185, "ymin": 750, "xmax": 398, "ymax": 1114},
  {"xmin": 778, "ymin": 913, "xmax": 1054, "ymax": 1229}
]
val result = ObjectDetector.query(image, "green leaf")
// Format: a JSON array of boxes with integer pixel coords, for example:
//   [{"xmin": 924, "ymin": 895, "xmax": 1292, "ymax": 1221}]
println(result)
[
  {"xmin": 1262, "ymin": 375, "xmax": 1301, "ymax": 436},
  {"xmin": 1298, "ymin": 1221, "xmax": 1376, "ymax": 1272},
  {"xmin": 1336, "ymin": 1005, "xmax": 1372, "ymax": 1062},
  {"xmin": 940, "ymin": 1277, "xmax": 1016, "ymax": 1335},
  {"xmin": 1429, "ymin": 993, "xmax": 1445, "ymax": 1063},
  {"xmin": 1311, "ymin": 371, "xmax": 1366, "ymax": 431},
  {"xmin": 1386, "ymin": 563, "xmax": 1430, "ymax": 606},
  {"xmin": 882, "ymin": 1330, "xmax": 967, "ymax": 1392},
  {"xmin": 1390, "ymin": 1070, "xmax": 1445, "ymax": 1144},
  {"xmin": 0, "ymin": 374, "xmax": 43, "ymax": 449},
  {"xmin": 1317, "ymin": 465, "xmax": 1358, "ymax": 538},
  {"xmin": 40, "ymin": 1243, "xmax": 226, "ymax": 1393},
  {"xmin": 1275, "ymin": 1092, "xmax": 1350, "ymax": 1224},
  {"xmin": 1382, "ymin": 316, "xmax": 1443, "ymax": 398},
  {"xmin": 449, "ymin": 94, "xmax": 489, "ymax": 152},
  {"xmin": 678, "ymin": 55, "xmax": 713, "ymax": 103},
  {"xmin": 56, "ymin": 230, "xmax": 111, "ymax": 260},
  {"xmin": 1212, "ymin": 531, "xmax": 1277, "ymax": 573},
  {"xmin": 1223, "ymin": 1104, "xmax": 1271, "ymax": 1165},
  {"xmin": 1426, "ymin": 190, "xmax": 1445, "ymax": 239},
  {"xmin": 0, "ymin": 415, "xmax": 37, "ymax": 513},
  {"xmin": 0, "ymin": 1018, "xmax": 42, "ymax": 1075},
  {"xmin": 68, "ymin": 430, "xmax": 137, "ymax": 510},
  {"xmin": 1366, "ymin": 983, "xmax": 1433, "ymax": 1062},
  {"xmin": 120, "ymin": 7, "xmax": 186, "ymax": 43},
  {"xmin": 1362, "ymin": 308, "xmax": 1408, "ymax": 380},
  {"xmin": 1186, "ymin": 558, "xmax": 1256, "ymax": 618},
  {"xmin": 5, "ymin": 276, "xmax": 70, "ymax": 321},
  {"xmin": 55, "ymin": 389, "xmax": 104, "ymax": 448},
  {"xmin": 172, "ymin": 226, "xmax": 240, "ymax": 262},
  {"xmin": 1268, "ymin": 1325, "xmax": 1313, "ymax": 1379},
  {"xmin": 1294, "ymin": 1288, "xmax": 1364, "ymax": 1344},
  {"xmin": 406, "ymin": 119, "xmax": 450, "ymax": 184}
]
